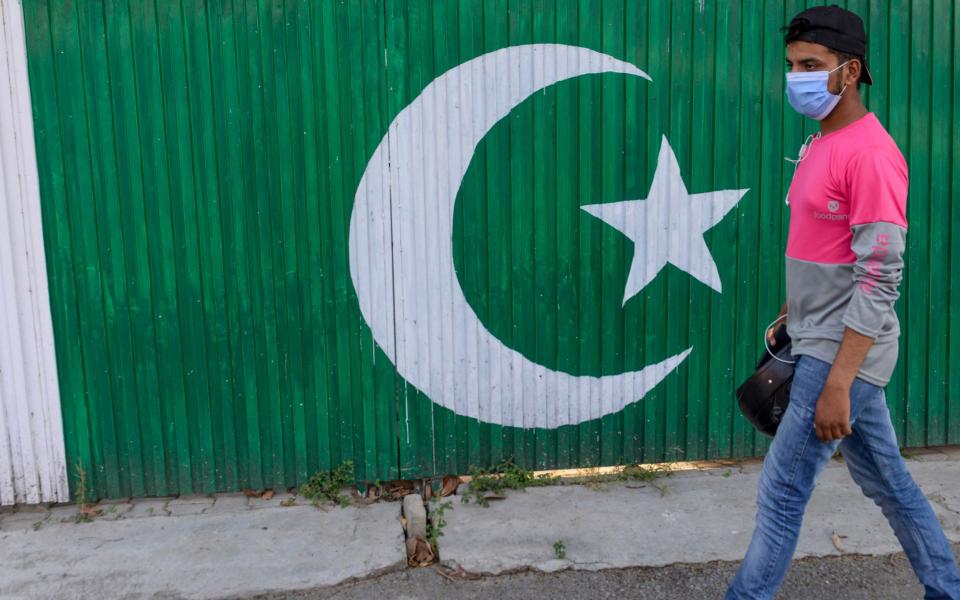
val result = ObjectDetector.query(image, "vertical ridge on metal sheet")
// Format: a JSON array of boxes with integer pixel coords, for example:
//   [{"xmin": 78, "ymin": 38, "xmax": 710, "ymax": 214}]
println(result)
[
  {"xmin": 0, "ymin": 0, "xmax": 69, "ymax": 505},
  {"xmin": 904, "ymin": 0, "xmax": 930, "ymax": 449},
  {"xmin": 949, "ymin": 0, "xmax": 960, "ymax": 446},
  {"xmin": 925, "ymin": 0, "xmax": 950, "ymax": 447}
]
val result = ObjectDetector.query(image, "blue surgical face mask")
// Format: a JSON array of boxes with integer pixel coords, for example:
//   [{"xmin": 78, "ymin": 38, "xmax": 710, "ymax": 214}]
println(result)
[{"xmin": 785, "ymin": 60, "xmax": 850, "ymax": 120}]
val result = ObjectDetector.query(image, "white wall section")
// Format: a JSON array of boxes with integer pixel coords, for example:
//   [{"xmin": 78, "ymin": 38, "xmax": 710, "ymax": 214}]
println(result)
[{"xmin": 0, "ymin": 0, "xmax": 69, "ymax": 505}]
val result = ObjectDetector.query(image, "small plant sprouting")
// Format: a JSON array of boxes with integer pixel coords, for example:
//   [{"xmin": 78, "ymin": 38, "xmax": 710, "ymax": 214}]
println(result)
[
  {"xmin": 619, "ymin": 463, "xmax": 672, "ymax": 482},
  {"xmin": 461, "ymin": 458, "xmax": 559, "ymax": 507},
  {"xmin": 300, "ymin": 461, "xmax": 354, "ymax": 507},
  {"xmin": 72, "ymin": 461, "xmax": 101, "ymax": 523},
  {"xmin": 426, "ymin": 498, "xmax": 453, "ymax": 556},
  {"xmin": 722, "ymin": 469, "xmax": 733, "ymax": 478},
  {"xmin": 619, "ymin": 463, "xmax": 673, "ymax": 496},
  {"xmin": 73, "ymin": 461, "xmax": 90, "ymax": 508},
  {"xmin": 553, "ymin": 540, "xmax": 566, "ymax": 559}
]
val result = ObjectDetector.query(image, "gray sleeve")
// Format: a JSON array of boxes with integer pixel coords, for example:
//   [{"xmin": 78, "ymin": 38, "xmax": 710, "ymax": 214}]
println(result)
[{"xmin": 841, "ymin": 221, "xmax": 907, "ymax": 339}]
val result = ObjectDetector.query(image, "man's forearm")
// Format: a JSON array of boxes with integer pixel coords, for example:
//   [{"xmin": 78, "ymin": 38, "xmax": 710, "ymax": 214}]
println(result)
[{"xmin": 826, "ymin": 327, "xmax": 875, "ymax": 390}]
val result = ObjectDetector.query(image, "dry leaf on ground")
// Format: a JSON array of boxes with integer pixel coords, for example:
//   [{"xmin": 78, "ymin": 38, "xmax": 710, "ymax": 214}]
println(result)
[
  {"xmin": 440, "ymin": 475, "xmax": 462, "ymax": 497},
  {"xmin": 384, "ymin": 480, "xmax": 416, "ymax": 500},
  {"xmin": 406, "ymin": 536, "xmax": 435, "ymax": 567},
  {"xmin": 260, "ymin": 490, "xmax": 274, "ymax": 500},
  {"xmin": 831, "ymin": 531, "xmax": 845, "ymax": 553}
]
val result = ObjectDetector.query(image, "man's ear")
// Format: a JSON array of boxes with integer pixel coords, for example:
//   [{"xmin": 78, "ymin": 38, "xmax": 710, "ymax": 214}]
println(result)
[{"xmin": 846, "ymin": 59, "xmax": 862, "ymax": 87}]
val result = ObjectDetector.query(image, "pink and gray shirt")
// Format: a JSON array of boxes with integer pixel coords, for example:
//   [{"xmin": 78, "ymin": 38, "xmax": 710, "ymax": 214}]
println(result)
[{"xmin": 785, "ymin": 112, "xmax": 908, "ymax": 386}]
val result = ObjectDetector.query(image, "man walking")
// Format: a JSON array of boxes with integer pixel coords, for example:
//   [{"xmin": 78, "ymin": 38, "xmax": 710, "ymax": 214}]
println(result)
[{"xmin": 725, "ymin": 6, "xmax": 960, "ymax": 599}]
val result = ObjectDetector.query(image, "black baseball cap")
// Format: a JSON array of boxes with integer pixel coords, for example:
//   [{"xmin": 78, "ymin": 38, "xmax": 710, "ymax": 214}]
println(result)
[{"xmin": 784, "ymin": 4, "xmax": 874, "ymax": 85}]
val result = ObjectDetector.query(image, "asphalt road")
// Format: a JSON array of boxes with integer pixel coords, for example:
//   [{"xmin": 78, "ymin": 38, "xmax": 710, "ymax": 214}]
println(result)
[{"xmin": 257, "ymin": 543, "xmax": 960, "ymax": 600}]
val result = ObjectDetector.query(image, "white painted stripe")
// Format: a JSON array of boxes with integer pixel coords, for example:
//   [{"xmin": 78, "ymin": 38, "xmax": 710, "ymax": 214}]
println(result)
[{"xmin": 0, "ymin": 0, "xmax": 69, "ymax": 506}]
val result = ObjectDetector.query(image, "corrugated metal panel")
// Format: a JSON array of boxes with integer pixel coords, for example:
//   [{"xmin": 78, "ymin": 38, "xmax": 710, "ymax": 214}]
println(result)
[
  {"xmin": 0, "ymin": 0, "xmax": 68, "ymax": 505},
  {"xmin": 18, "ymin": 0, "xmax": 960, "ymax": 500}
]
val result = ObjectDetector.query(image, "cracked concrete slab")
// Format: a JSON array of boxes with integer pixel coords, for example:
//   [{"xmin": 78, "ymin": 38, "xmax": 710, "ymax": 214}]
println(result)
[
  {"xmin": 0, "ymin": 509, "xmax": 50, "ymax": 532},
  {"xmin": 439, "ymin": 454, "xmax": 960, "ymax": 576},
  {"xmin": 206, "ymin": 493, "xmax": 251, "ymax": 514},
  {"xmin": 124, "ymin": 498, "xmax": 171, "ymax": 519},
  {"xmin": 905, "ymin": 445, "xmax": 960, "ymax": 462},
  {"xmin": 46, "ymin": 504, "xmax": 80, "ymax": 523},
  {"xmin": 249, "ymin": 491, "xmax": 297, "ymax": 510},
  {"xmin": 166, "ymin": 496, "xmax": 215, "ymax": 516},
  {"xmin": 98, "ymin": 503, "xmax": 134, "ymax": 520},
  {"xmin": 0, "ymin": 501, "xmax": 406, "ymax": 599}
]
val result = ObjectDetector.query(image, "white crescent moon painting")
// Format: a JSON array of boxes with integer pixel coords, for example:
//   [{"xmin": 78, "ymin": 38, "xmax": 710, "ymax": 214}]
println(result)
[{"xmin": 349, "ymin": 44, "xmax": 746, "ymax": 431}]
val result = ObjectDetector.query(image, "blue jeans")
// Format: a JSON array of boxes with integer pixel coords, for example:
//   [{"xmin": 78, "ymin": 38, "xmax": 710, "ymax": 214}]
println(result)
[{"xmin": 726, "ymin": 355, "xmax": 960, "ymax": 599}]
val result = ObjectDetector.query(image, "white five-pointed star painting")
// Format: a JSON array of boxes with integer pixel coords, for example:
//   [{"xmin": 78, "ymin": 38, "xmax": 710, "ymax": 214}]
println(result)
[{"xmin": 581, "ymin": 136, "xmax": 749, "ymax": 305}]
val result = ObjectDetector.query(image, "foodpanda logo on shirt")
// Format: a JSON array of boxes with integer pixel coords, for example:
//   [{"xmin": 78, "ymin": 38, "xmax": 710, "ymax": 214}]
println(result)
[{"xmin": 814, "ymin": 198, "xmax": 848, "ymax": 221}]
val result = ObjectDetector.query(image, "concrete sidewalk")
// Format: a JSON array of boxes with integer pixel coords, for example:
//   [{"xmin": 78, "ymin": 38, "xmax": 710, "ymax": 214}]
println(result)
[
  {"xmin": 439, "ymin": 447, "xmax": 960, "ymax": 575},
  {"xmin": 2, "ymin": 447, "xmax": 958, "ymax": 599},
  {"xmin": 0, "ymin": 494, "xmax": 406, "ymax": 599}
]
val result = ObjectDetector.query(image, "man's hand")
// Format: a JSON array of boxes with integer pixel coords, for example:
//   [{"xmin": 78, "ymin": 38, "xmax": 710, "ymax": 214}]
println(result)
[
  {"xmin": 814, "ymin": 327, "xmax": 875, "ymax": 443},
  {"xmin": 767, "ymin": 302, "xmax": 789, "ymax": 346},
  {"xmin": 814, "ymin": 381, "xmax": 853, "ymax": 442}
]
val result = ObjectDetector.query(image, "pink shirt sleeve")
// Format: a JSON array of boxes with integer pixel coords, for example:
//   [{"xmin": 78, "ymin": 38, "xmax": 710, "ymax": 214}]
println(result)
[{"xmin": 845, "ymin": 149, "xmax": 909, "ymax": 228}]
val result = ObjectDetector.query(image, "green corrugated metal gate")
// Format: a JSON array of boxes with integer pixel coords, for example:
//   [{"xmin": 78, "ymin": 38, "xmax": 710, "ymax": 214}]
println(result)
[{"xmin": 21, "ymin": 0, "xmax": 960, "ymax": 500}]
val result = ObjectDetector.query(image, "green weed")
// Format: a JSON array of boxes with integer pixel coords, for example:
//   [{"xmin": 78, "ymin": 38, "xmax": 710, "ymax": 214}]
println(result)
[
  {"xmin": 461, "ymin": 459, "xmax": 559, "ymax": 507},
  {"xmin": 619, "ymin": 463, "xmax": 672, "ymax": 482},
  {"xmin": 553, "ymin": 540, "xmax": 566, "ymax": 559},
  {"xmin": 300, "ymin": 461, "xmax": 354, "ymax": 507},
  {"xmin": 426, "ymin": 498, "xmax": 453, "ymax": 555},
  {"xmin": 71, "ymin": 461, "xmax": 101, "ymax": 523},
  {"xmin": 619, "ymin": 463, "xmax": 673, "ymax": 496}
]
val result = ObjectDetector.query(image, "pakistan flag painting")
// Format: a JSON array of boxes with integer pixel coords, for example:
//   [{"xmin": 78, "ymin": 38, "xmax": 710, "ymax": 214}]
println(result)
[
  {"xmin": 350, "ymin": 37, "xmax": 759, "ymax": 481},
  {"xmin": 349, "ymin": 44, "xmax": 748, "ymax": 431},
  {"xmin": 27, "ymin": 1, "xmax": 953, "ymax": 502}
]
